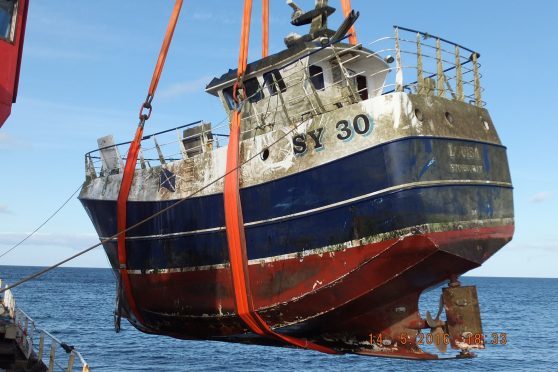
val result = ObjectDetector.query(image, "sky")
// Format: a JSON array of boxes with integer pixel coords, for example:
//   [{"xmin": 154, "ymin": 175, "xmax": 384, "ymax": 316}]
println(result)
[{"xmin": 0, "ymin": 0, "xmax": 556, "ymax": 277}]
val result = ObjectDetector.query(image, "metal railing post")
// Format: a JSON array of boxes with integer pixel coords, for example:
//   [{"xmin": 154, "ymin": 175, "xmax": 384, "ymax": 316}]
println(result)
[
  {"xmin": 302, "ymin": 68, "xmax": 325, "ymax": 113},
  {"xmin": 395, "ymin": 27, "xmax": 403, "ymax": 92},
  {"xmin": 48, "ymin": 341, "xmax": 57, "ymax": 371},
  {"xmin": 176, "ymin": 128, "xmax": 188, "ymax": 159},
  {"xmin": 436, "ymin": 38, "xmax": 445, "ymax": 97},
  {"xmin": 67, "ymin": 352, "xmax": 76, "ymax": 372},
  {"xmin": 272, "ymin": 73, "xmax": 295, "ymax": 128},
  {"xmin": 27, "ymin": 325, "xmax": 33, "ymax": 359},
  {"xmin": 153, "ymin": 137, "xmax": 166, "ymax": 165},
  {"xmin": 331, "ymin": 47, "xmax": 359, "ymax": 103},
  {"xmin": 455, "ymin": 46, "xmax": 464, "ymax": 101},
  {"xmin": 38, "ymin": 333, "xmax": 45, "ymax": 360},
  {"xmin": 85, "ymin": 155, "xmax": 97, "ymax": 180},
  {"xmin": 473, "ymin": 52, "xmax": 482, "ymax": 106},
  {"xmin": 138, "ymin": 149, "xmax": 147, "ymax": 169},
  {"xmin": 416, "ymin": 32, "xmax": 424, "ymax": 94}
]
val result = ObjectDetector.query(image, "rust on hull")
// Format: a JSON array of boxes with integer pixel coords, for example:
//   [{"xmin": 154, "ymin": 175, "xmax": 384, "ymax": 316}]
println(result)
[{"xmin": 103, "ymin": 224, "xmax": 512, "ymax": 358}]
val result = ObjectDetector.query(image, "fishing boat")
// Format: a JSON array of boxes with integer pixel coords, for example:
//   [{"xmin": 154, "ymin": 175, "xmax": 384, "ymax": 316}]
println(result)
[
  {"xmin": 0, "ymin": 0, "xmax": 28, "ymax": 127},
  {"xmin": 79, "ymin": 0, "xmax": 514, "ymax": 359}
]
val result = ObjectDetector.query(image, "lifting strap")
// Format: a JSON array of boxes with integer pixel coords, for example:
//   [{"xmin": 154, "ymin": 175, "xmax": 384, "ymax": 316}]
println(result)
[
  {"xmin": 262, "ymin": 0, "xmax": 269, "ymax": 58},
  {"xmin": 223, "ymin": 0, "xmax": 338, "ymax": 354},
  {"xmin": 116, "ymin": 0, "xmax": 184, "ymax": 329},
  {"xmin": 341, "ymin": 0, "xmax": 357, "ymax": 45}
]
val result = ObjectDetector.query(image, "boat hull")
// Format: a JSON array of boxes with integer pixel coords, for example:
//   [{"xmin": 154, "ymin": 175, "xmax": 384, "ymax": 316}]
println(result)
[
  {"xmin": 114, "ymin": 224, "xmax": 512, "ymax": 340},
  {"xmin": 80, "ymin": 135, "xmax": 514, "ymax": 347}
]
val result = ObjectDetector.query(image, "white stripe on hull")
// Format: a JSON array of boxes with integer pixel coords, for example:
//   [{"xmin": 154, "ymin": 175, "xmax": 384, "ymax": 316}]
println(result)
[{"xmin": 125, "ymin": 217, "xmax": 514, "ymax": 275}]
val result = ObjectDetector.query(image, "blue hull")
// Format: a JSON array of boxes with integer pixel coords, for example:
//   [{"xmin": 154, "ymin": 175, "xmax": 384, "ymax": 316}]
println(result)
[{"xmin": 80, "ymin": 136, "xmax": 513, "ymax": 271}]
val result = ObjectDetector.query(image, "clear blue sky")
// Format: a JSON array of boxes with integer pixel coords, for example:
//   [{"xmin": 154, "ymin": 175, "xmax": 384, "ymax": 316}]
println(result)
[{"xmin": 0, "ymin": 1, "xmax": 556, "ymax": 277}]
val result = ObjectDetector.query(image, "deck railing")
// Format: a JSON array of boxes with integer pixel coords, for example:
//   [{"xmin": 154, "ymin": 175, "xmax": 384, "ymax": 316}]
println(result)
[
  {"xmin": 84, "ymin": 120, "xmax": 231, "ymax": 179},
  {"xmin": 236, "ymin": 27, "xmax": 485, "ymax": 137},
  {"xmin": 1, "ymin": 280, "xmax": 89, "ymax": 372},
  {"xmin": 386, "ymin": 25, "xmax": 484, "ymax": 106},
  {"xmin": 84, "ymin": 26, "xmax": 484, "ymax": 177}
]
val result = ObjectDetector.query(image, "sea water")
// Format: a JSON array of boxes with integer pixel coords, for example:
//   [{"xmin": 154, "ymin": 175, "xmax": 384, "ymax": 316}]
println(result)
[{"xmin": 0, "ymin": 266, "xmax": 556, "ymax": 371}]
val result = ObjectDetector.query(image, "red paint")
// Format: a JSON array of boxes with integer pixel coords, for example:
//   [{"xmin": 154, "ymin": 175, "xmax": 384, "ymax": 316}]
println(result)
[
  {"xmin": 0, "ymin": 0, "xmax": 29, "ymax": 127},
  {"xmin": 127, "ymin": 224, "xmax": 513, "ymax": 340}
]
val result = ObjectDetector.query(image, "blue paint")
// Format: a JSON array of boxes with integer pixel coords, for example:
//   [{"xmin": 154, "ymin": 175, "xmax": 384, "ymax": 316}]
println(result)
[
  {"xmin": 424, "ymin": 139, "xmax": 433, "ymax": 152},
  {"xmin": 96, "ymin": 184, "xmax": 513, "ymax": 270},
  {"xmin": 80, "ymin": 137, "xmax": 513, "ymax": 270},
  {"xmin": 81, "ymin": 137, "xmax": 511, "ymax": 238},
  {"xmin": 159, "ymin": 169, "xmax": 176, "ymax": 192},
  {"xmin": 418, "ymin": 158, "xmax": 436, "ymax": 180},
  {"xmin": 483, "ymin": 144, "xmax": 491, "ymax": 173}
]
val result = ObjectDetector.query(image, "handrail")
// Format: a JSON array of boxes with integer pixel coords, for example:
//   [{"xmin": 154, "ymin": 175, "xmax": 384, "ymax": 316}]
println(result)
[
  {"xmin": 383, "ymin": 59, "xmax": 473, "ymax": 94},
  {"xmin": 83, "ymin": 27, "xmax": 486, "ymax": 181},
  {"xmin": 85, "ymin": 120, "xmax": 203, "ymax": 157},
  {"xmin": 1, "ymin": 280, "xmax": 89, "ymax": 372},
  {"xmin": 39, "ymin": 329, "xmax": 89, "ymax": 370},
  {"xmin": 394, "ymin": 25, "xmax": 478, "ymax": 55}
]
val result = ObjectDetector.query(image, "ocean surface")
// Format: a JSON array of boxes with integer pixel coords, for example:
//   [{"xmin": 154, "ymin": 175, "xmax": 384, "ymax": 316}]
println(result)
[{"xmin": 0, "ymin": 266, "xmax": 556, "ymax": 371}]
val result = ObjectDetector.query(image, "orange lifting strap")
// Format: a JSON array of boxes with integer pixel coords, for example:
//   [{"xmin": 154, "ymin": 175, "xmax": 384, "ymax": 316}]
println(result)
[
  {"xmin": 262, "ymin": 0, "xmax": 269, "ymax": 58},
  {"xmin": 223, "ymin": 0, "xmax": 338, "ymax": 354},
  {"xmin": 116, "ymin": 0, "xmax": 184, "ymax": 326},
  {"xmin": 341, "ymin": 0, "xmax": 357, "ymax": 45}
]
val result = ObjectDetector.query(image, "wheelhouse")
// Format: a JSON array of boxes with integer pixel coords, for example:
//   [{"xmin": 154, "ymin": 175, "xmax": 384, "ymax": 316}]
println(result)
[{"xmin": 205, "ymin": 42, "xmax": 389, "ymax": 139}]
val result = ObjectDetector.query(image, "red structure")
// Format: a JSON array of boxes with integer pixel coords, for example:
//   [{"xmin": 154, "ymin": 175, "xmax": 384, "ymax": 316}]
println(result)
[{"xmin": 0, "ymin": 0, "xmax": 28, "ymax": 128}]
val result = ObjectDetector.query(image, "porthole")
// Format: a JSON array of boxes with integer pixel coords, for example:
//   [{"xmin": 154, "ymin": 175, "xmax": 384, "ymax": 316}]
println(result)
[
  {"xmin": 414, "ymin": 108, "xmax": 423, "ymax": 121},
  {"xmin": 260, "ymin": 148, "xmax": 270, "ymax": 161},
  {"xmin": 445, "ymin": 112, "xmax": 454, "ymax": 125},
  {"xmin": 482, "ymin": 119, "xmax": 490, "ymax": 131}
]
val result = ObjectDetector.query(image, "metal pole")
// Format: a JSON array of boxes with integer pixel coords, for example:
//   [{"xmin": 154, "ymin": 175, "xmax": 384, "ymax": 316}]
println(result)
[
  {"xmin": 153, "ymin": 137, "xmax": 166, "ymax": 165},
  {"xmin": 473, "ymin": 52, "xmax": 481, "ymax": 106},
  {"xmin": 436, "ymin": 38, "xmax": 445, "ymax": 97},
  {"xmin": 455, "ymin": 46, "xmax": 463, "ymax": 101},
  {"xmin": 66, "ymin": 352, "xmax": 76, "ymax": 372},
  {"xmin": 38, "ymin": 333, "xmax": 44, "ymax": 360},
  {"xmin": 48, "ymin": 342, "xmax": 56, "ymax": 371},
  {"xmin": 395, "ymin": 27, "xmax": 403, "ymax": 92},
  {"xmin": 416, "ymin": 33, "xmax": 423, "ymax": 95}
]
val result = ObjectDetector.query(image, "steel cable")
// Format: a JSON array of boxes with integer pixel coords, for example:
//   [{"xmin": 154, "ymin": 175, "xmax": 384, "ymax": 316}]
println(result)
[{"xmin": 0, "ymin": 183, "xmax": 83, "ymax": 260}]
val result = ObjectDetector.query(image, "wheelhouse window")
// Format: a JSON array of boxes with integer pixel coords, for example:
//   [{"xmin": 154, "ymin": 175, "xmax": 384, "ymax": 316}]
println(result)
[
  {"xmin": 263, "ymin": 69, "xmax": 287, "ymax": 96},
  {"xmin": 356, "ymin": 75, "xmax": 368, "ymax": 100},
  {"xmin": 244, "ymin": 77, "xmax": 264, "ymax": 103},
  {"xmin": 221, "ymin": 77, "xmax": 264, "ymax": 109},
  {"xmin": 309, "ymin": 65, "xmax": 325, "ymax": 91},
  {"xmin": 222, "ymin": 86, "xmax": 235, "ymax": 110},
  {"xmin": 0, "ymin": 0, "xmax": 16, "ymax": 42}
]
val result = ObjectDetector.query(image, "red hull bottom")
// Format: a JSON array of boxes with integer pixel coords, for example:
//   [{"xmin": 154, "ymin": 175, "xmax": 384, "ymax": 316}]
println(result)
[{"xmin": 118, "ymin": 224, "xmax": 513, "ymax": 358}]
